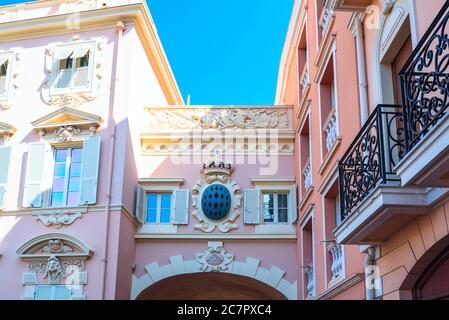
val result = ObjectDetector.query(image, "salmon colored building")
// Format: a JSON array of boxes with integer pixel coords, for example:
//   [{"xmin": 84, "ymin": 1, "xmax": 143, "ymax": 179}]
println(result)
[
  {"xmin": 276, "ymin": 0, "xmax": 449, "ymax": 300},
  {"xmin": 0, "ymin": 0, "xmax": 448, "ymax": 301}
]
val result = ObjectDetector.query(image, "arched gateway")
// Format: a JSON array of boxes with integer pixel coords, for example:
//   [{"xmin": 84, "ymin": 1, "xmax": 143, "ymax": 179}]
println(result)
[{"xmin": 131, "ymin": 247, "xmax": 297, "ymax": 300}]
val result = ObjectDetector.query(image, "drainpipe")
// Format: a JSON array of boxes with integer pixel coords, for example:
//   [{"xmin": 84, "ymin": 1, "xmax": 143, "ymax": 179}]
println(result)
[
  {"xmin": 353, "ymin": 15, "xmax": 370, "ymax": 124},
  {"xmin": 100, "ymin": 21, "xmax": 126, "ymax": 300}
]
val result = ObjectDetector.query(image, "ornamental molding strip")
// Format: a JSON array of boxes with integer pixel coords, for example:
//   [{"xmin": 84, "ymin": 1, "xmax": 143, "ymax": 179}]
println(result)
[
  {"xmin": 131, "ymin": 246, "xmax": 298, "ymax": 300},
  {"xmin": 144, "ymin": 106, "xmax": 290, "ymax": 130},
  {"xmin": 41, "ymin": 37, "xmax": 106, "ymax": 106},
  {"xmin": 195, "ymin": 241, "xmax": 234, "ymax": 272},
  {"xmin": 0, "ymin": 48, "xmax": 21, "ymax": 111},
  {"xmin": 34, "ymin": 209, "xmax": 85, "ymax": 228},
  {"xmin": 192, "ymin": 160, "xmax": 242, "ymax": 233}
]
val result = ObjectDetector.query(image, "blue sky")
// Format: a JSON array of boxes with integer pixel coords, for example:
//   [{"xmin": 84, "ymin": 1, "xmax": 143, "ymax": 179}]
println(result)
[{"xmin": 0, "ymin": 0, "xmax": 293, "ymax": 105}]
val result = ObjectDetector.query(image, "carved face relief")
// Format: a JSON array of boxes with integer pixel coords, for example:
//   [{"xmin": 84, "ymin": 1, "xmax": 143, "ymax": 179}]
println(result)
[
  {"xmin": 192, "ymin": 160, "xmax": 241, "ymax": 233},
  {"xmin": 44, "ymin": 255, "xmax": 64, "ymax": 284}
]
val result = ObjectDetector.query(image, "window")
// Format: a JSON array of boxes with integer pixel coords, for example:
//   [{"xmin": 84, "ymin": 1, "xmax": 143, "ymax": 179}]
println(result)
[
  {"xmin": 263, "ymin": 193, "xmax": 289, "ymax": 223},
  {"xmin": 35, "ymin": 285, "xmax": 73, "ymax": 300},
  {"xmin": 0, "ymin": 54, "xmax": 11, "ymax": 98},
  {"xmin": 51, "ymin": 147, "xmax": 82, "ymax": 207},
  {"xmin": 53, "ymin": 43, "xmax": 93, "ymax": 91},
  {"xmin": 146, "ymin": 193, "xmax": 172, "ymax": 224}
]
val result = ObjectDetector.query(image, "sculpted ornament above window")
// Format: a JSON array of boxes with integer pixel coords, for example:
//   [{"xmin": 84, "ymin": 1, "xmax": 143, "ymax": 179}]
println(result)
[{"xmin": 0, "ymin": 49, "xmax": 21, "ymax": 111}]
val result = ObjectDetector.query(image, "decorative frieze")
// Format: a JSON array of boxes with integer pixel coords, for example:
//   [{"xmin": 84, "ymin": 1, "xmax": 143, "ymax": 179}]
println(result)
[{"xmin": 145, "ymin": 107, "xmax": 289, "ymax": 130}]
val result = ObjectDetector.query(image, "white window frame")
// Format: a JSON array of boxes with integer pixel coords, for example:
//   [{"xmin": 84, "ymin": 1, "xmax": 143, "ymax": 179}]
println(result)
[
  {"xmin": 138, "ymin": 178, "xmax": 184, "ymax": 234},
  {"xmin": 0, "ymin": 51, "xmax": 14, "ymax": 101},
  {"xmin": 144, "ymin": 192, "xmax": 172, "ymax": 225},
  {"xmin": 50, "ymin": 41, "xmax": 95, "ymax": 95},
  {"xmin": 251, "ymin": 178, "xmax": 297, "ymax": 234},
  {"xmin": 50, "ymin": 146, "xmax": 83, "ymax": 208},
  {"xmin": 262, "ymin": 192, "xmax": 289, "ymax": 224}
]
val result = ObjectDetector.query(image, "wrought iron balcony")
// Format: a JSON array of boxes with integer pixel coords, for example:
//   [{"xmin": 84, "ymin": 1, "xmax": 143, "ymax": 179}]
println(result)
[
  {"xmin": 400, "ymin": 1, "xmax": 449, "ymax": 152},
  {"xmin": 338, "ymin": 105, "xmax": 405, "ymax": 222},
  {"xmin": 397, "ymin": 1, "xmax": 449, "ymax": 189}
]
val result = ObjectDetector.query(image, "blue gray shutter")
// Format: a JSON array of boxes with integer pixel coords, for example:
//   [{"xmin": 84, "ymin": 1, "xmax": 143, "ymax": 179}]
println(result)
[
  {"xmin": 135, "ymin": 185, "xmax": 145, "ymax": 224},
  {"xmin": 173, "ymin": 189, "xmax": 189, "ymax": 225},
  {"xmin": 79, "ymin": 137, "xmax": 101, "ymax": 205},
  {"xmin": 23, "ymin": 143, "xmax": 47, "ymax": 208},
  {"xmin": 244, "ymin": 189, "xmax": 261, "ymax": 224},
  {"xmin": 288, "ymin": 184, "xmax": 298, "ymax": 223},
  {"xmin": 0, "ymin": 146, "xmax": 12, "ymax": 209}
]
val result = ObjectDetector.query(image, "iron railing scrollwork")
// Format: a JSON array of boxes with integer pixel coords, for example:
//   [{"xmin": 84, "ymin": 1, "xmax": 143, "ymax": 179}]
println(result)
[
  {"xmin": 338, "ymin": 105, "xmax": 405, "ymax": 221},
  {"xmin": 400, "ymin": 0, "xmax": 449, "ymax": 150}
]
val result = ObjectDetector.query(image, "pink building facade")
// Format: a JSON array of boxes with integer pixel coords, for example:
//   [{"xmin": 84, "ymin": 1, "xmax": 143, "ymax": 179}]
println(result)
[
  {"xmin": 277, "ymin": 0, "xmax": 449, "ymax": 300},
  {"xmin": 1, "ymin": 0, "xmax": 449, "ymax": 300},
  {"xmin": 0, "ymin": 0, "xmax": 298, "ymax": 300}
]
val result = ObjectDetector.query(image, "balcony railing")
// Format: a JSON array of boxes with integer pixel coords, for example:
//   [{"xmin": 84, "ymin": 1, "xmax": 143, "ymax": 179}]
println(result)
[
  {"xmin": 305, "ymin": 264, "xmax": 315, "ymax": 298},
  {"xmin": 400, "ymin": 1, "xmax": 449, "ymax": 151},
  {"xmin": 300, "ymin": 65, "xmax": 309, "ymax": 97},
  {"xmin": 338, "ymin": 105, "xmax": 405, "ymax": 221},
  {"xmin": 328, "ymin": 241, "xmax": 343, "ymax": 282},
  {"xmin": 323, "ymin": 108, "xmax": 338, "ymax": 151},
  {"xmin": 303, "ymin": 159, "xmax": 312, "ymax": 192}
]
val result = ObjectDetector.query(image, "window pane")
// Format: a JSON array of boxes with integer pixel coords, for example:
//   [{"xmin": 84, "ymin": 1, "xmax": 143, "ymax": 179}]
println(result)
[
  {"xmin": 147, "ymin": 194, "xmax": 157, "ymax": 209},
  {"xmin": 69, "ymin": 162, "xmax": 81, "ymax": 177},
  {"xmin": 71, "ymin": 148, "xmax": 83, "ymax": 163},
  {"xmin": 59, "ymin": 58, "xmax": 73, "ymax": 70},
  {"xmin": 52, "ymin": 177, "xmax": 65, "ymax": 192},
  {"xmin": 278, "ymin": 194, "xmax": 288, "ymax": 208},
  {"xmin": 161, "ymin": 194, "xmax": 171, "ymax": 210},
  {"xmin": 147, "ymin": 208, "xmax": 157, "ymax": 224},
  {"xmin": 160, "ymin": 208, "xmax": 171, "ymax": 224},
  {"xmin": 0, "ymin": 61, "xmax": 8, "ymax": 77},
  {"xmin": 51, "ymin": 192, "xmax": 64, "ymax": 207},
  {"xmin": 56, "ymin": 69, "xmax": 73, "ymax": 88},
  {"xmin": 74, "ymin": 67, "xmax": 88, "ymax": 87},
  {"xmin": 263, "ymin": 194, "xmax": 274, "ymax": 208},
  {"xmin": 68, "ymin": 177, "xmax": 80, "ymax": 192},
  {"xmin": 35, "ymin": 285, "xmax": 53, "ymax": 300},
  {"xmin": 278, "ymin": 208, "xmax": 288, "ymax": 223},
  {"xmin": 67, "ymin": 192, "xmax": 79, "ymax": 206},
  {"xmin": 54, "ymin": 286, "xmax": 72, "ymax": 300},
  {"xmin": 53, "ymin": 164, "xmax": 66, "ymax": 177},
  {"xmin": 263, "ymin": 194, "xmax": 274, "ymax": 222},
  {"xmin": 55, "ymin": 149, "xmax": 68, "ymax": 163},
  {"xmin": 78, "ymin": 54, "xmax": 89, "ymax": 68}
]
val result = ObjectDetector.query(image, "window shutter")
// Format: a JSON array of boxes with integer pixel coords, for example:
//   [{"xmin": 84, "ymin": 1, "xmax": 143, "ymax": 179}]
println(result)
[
  {"xmin": 79, "ymin": 137, "xmax": 101, "ymax": 205},
  {"xmin": 0, "ymin": 146, "xmax": 12, "ymax": 209},
  {"xmin": 288, "ymin": 184, "xmax": 298, "ymax": 224},
  {"xmin": 244, "ymin": 189, "xmax": 261, "ymax": 224},
  {"xmin": 173, "ymin": 189, "xmax": 189, "ymax": 225},
  {"xmin": 134, "ymin": 185, "xmax": 145, "ymax": 224},
  {"xmin": 23, "ymin": 143, "xmax": 48, "ymax": 208}
]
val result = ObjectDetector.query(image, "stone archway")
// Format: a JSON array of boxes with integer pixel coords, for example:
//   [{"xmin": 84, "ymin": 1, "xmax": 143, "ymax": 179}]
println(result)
[
  {"xmin": 131, "ymin": 253, "xmax": 297, "ymax": 300},
  {"xmin": 136, "ymin": 272, "xmax": 287, "ymax": 300},
  {"xmin": 399, "ymin": 233, "xmax": 449, "ymax": 300},
  {"xmin": 398, "ymin": 234, "xmax": 449, "ymax": 300}
]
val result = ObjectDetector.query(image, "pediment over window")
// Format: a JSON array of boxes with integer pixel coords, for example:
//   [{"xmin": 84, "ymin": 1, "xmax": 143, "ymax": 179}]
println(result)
[
  {"xmin": 17, "ymin": 233, "xmax": 93, "ymax": 259},
  {"xmin": 0, "ymin": 121, "xmax": 16, "ymax": 138},
  {"xmin": 31, "ymin": 107, "xmax": 103, "ymax": 141}
]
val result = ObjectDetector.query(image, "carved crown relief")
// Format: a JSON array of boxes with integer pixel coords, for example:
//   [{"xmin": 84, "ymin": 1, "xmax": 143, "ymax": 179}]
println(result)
[
  {"xmin": 192, "ymin": 160, "xmax": 242, "ymax": 233},
  {"xmin": 42, "ymin": 37, "xmax": 106, "ymax": 107},
  {"xmin": 195, "ymin": 242, "xmax": 234, "ymax": 272}
]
